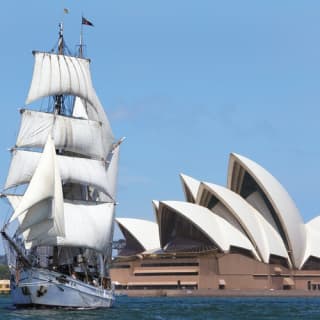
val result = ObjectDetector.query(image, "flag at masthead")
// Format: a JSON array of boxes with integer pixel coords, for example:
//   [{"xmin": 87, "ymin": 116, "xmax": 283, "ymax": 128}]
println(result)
[
  {"xmin": 82, "ymin": 16, "xmax": 94, "ymax": 27},
  {"xmin": 79, "ymin": 16, "xmax": 94, "ymax": 58}
]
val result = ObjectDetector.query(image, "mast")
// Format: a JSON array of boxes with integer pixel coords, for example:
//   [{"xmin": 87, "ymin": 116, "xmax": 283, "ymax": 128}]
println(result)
[
  {"xmin": 78, "ymin": 16, "xmax": 94, "ymax": 59},
  {"xmin": 53, "ymin": 22, "xmax": 64, "ymax": 264},
  {"xmin": 79, "ymin": 21, "xmax": 84, "ymax": 58},
  {"xmin": 58, "ymin": 22, "xmax": 64, "ymax": 54},
  {"xmin": 55, "ymin": 22, "xmax": 64, "ymax": 115}
]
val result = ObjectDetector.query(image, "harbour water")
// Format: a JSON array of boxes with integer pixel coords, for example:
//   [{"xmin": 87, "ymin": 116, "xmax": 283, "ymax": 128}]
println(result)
[{"xmin": 1, "ymin": 295, "xmax": 320, "ymax": 319}]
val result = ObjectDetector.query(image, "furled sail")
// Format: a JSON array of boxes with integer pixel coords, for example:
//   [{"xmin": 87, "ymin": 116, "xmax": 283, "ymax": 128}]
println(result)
[
  {"xmin": 5, "ymin": 149, "xmax": 113, "ymax": 198},
  {"xmin": 9, "ymin": 135, "xmax": 65, "ymax": 238},
  {"xmin": 16, "ymin": 109, "xmax": 111, "ymax": 160}
]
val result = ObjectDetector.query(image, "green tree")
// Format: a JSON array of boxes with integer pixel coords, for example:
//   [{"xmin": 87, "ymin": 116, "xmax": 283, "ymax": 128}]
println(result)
[{"xmin": 0, "ymin": 264, "xmax": 10, "ymax": 279}]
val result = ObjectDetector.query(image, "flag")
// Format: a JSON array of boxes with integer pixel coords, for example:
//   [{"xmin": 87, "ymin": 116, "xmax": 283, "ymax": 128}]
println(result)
[
  {"xmin": 82, "ymin": 16, "xmax": 94, "ymax": 27},
  {"xmin": 64, "ymin": 8, "xmax": 69, "ymax": 14}
]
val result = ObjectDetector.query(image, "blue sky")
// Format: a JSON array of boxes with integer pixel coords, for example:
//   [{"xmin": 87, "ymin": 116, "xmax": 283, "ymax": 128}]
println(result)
[{"xmin": 1, "ymin": 1, "xmax": 320, "ymax": 254}]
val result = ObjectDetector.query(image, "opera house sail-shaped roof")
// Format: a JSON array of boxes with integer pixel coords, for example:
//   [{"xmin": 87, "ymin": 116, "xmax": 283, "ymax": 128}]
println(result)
[
  {"xmin": 180, "ymin": 174, "xmax": 201, "ymax": 203},
  {"xmin": 301, "ymin": 216, "xmax": 320, "ymax": 269},
  {"xmin": 227, "ymin": 153, "xmax": 306, "ymax": 268},
  {"xmin": 157, "ymin": 201, "xmax": 259, "ymax": 259},
  {"xmin": 196, "ymin": 182, "xmax": 290, "ymax": 266},
  {"xmin": 115, "ymin": 218, "xmax": 160, "ymax": 255}
]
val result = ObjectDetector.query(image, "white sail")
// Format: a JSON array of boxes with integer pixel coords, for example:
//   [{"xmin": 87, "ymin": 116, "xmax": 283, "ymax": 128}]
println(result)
[
  {"xmin": 26, "ymin": 52, "xmax": 93, "ymax": 106},
  {"xmin": 5, "ymin": 195, "xmax": 22, "ymax": 210},
  {"xmin": 16, "ymin": 109, "xmax": 111, "ymax": 160},
  {"xmin": 73, "ymin": 97, "xmax": 88, "ymax": 119},
  {"xmin": 17, "ymin": 200, "xmax": 52, "ymax": 234},
  {"xmin": 5, "ymin": 149, "xmax": 113, "ymax": 198},
  {"xmin": 4, "ymin": 194, "xmax": 52, "ymax": 251},
  {"xmin": 57, "ymin": 201, "xmax": 114, "ymax": 252},
  {"xmin": 24, "ymin": 52, "xmax": 114, "ymax": 159},
  {"xmin": 72, "ymin": 90, "xmax": 114, "ymax": 159},
  {"xmin": 9, "ymin": 136, "xmax": 65, "ymax": 238},
  {"xmin": 22, "ymin": 202, "xmax": 114, "ymax": 253},
  {"xmin": 3, "ymin": 194, "xmax": 33, "ymax": 246},
  {"xmin": 5, "ymin": 150, "xmax": 36, "ymax": 189},
  {"xmin": 89, "ymin": 92, "xmax": 114, "ymax": 155},
  {"xmin": 106, "ymin": 145, "xmax": 120, "ymax": 200}
]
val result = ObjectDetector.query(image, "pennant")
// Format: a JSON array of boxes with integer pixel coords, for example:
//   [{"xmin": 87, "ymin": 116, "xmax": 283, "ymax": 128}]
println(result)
[{"xmin": 82, "ymin": 16, "xmax": 94, "ymax": 27}]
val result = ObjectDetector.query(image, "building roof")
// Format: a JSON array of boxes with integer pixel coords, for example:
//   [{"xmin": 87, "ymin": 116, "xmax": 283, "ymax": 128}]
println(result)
[
  {"xmin": 301, "ymin": 216, "xmax": 320, "ymax": 267},
  {"xmin": 158, "ymin": 200, "xmax": 259, "ymax": 259},
  {"xmin": 197, "ymin": 182, "xmax": 290, "ymax": 265},
  {"xmin": 180, "ymin": 173, "xmax": 201, "ymax": 203},
  {"xmin": 227, "ymin": 153, "xmax": 306, "ymax": 268},
  {"xmin": 116, "ymin": 218, "xmax": 160, "ymax": 252}
]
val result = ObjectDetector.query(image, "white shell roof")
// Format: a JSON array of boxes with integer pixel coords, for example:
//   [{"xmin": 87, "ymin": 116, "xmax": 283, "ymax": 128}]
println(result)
[
  {"xmin": 152, "ymin": 200, "xmax": 160, "ymax": 211},
  {"xmin": 301, "ymin": 216, "xmax": 320, "ymax": 267},
  {"xmin": 227, "ymin": 153, "xmax": 306, "ymax": 269},
  {"xmin": 152, "ymin": 200, "xmax": 161, "ymax": 227},
  {"xmin": 180, "ymin": 174, "xmax": 200, "ymax": 203},
  {"xmin": 159, "ymin": 201, "xmax": 259, "ymax": 260},
  {"xmin": 152, "ymin": 200, "xmax": 160, "ymax": 221},
  {"xmin": 197, "ymin": 182, "xmax": 290, "ymax": 264},
  {"xmin": 116, "ymin": 218, "xmax": 160, "ymax": 251}
]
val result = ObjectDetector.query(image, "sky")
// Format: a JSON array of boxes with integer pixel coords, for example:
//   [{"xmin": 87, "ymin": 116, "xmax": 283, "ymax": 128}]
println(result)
[{"xmin": 1, "ymin": 1, "xmax": 320, "ymax": 254}]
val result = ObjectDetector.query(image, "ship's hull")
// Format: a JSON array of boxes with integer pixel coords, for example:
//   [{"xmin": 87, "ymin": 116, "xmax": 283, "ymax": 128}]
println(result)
[{"xmin": 11, "ymin": 268, "xmax": 115, "ymax": 309}]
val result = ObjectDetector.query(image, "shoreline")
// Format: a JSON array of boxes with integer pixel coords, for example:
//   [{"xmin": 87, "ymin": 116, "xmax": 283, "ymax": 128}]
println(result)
[{"xmin": 116, "ymin": 289, "xmax": 320, "ymax": 298}]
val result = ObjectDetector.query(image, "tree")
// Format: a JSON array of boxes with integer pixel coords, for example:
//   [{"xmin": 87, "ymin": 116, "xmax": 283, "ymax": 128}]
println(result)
[{"xmin": 0, "ymin": 264, "xmax": 10, "ymax": 279}]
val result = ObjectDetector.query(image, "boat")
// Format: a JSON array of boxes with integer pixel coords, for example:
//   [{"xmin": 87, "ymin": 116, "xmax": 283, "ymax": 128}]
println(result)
[{"xmin": 0, "ymin": 19, "xmax": 122, "ymax": 308}]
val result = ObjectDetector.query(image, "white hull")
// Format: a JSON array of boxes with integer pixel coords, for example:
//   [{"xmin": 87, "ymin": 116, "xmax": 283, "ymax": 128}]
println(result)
[{"xmin": 11, "ymin": 268, "xmax": 115, "ymax": 309}]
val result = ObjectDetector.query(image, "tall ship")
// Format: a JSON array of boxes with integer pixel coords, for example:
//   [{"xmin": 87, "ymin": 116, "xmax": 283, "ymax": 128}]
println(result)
[{"xmin": 0, "ymin": 20, "xmax": 121, "ymax": 308}]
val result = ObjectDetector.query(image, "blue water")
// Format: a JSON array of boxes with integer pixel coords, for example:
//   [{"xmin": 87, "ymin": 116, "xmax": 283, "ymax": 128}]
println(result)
[{"xmin": 1, "ymin": 295, "xmax": 320, "ymax": 319}]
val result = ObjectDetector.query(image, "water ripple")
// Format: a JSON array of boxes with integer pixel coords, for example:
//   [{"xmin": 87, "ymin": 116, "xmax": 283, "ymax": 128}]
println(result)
[{"xmin": 2, "ymin": 296, "xmax": 320, "ymax": 320}]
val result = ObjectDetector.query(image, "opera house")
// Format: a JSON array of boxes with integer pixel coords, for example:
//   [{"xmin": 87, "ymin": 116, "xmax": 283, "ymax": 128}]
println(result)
[{"xmin": 110, "ymin": 153, "xmax": 320, "ymax": 294}]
